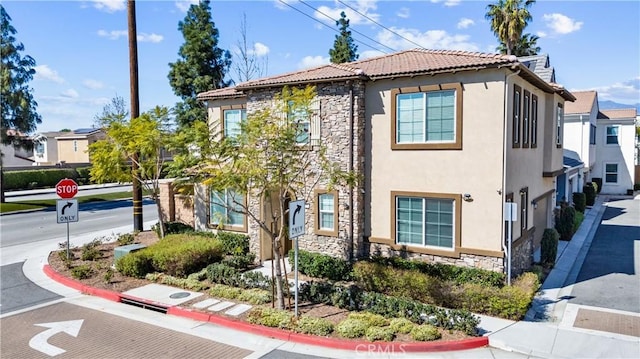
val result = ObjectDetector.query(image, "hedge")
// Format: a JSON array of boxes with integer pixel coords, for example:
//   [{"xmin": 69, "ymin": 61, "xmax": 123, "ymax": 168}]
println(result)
[
  {"xmin": 288, "ymin": 249, "xmax": 352, "ymax": 281},
  {"xmin": 3, "ymin": 168, "xmax": 80, "ymax": 190}
]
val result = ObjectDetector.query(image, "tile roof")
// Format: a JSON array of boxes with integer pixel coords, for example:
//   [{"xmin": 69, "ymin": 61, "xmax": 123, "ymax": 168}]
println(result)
[
  {"xmin": 198, "ymin": 48, "xmax": 573, "ymax": 101},
  {"xmin": 565, "ymin": 91, "xmax": 597, "ymax": 114},
  {"xmin": 598, "ymin": 108, "xmax": 637, "ymax": 119}
]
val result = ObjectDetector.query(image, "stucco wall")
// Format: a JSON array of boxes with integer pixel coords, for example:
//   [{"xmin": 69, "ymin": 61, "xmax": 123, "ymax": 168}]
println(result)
[{"xmin": 593, "ymin": 118, "xmax": 636, "ymax": 194}]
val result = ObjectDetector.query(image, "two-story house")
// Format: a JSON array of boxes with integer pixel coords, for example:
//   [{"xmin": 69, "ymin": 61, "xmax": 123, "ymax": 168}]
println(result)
[
  {"xmin": 32, "ymin": 128, "xmax": 105, "ymax": 166},
  {"xmin": 195, "ymin": 49, "xmax": 574, "ymax": 276},
  {"xmin": 594, "ymin": 108, "xmax": 637, "ymax": 194},
  {"xmin": 564, "ymin": 91, "xmax": 598, "ymax": 182}
]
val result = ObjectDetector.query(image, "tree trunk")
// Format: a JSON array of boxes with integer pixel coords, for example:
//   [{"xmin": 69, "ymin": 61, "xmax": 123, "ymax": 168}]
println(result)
[
  {"xmin": 272, "ymin": 234, "xmax": 285, "ymax": 309},
  {"xmin": 153, "ymin": 195, "xmax": 165, "ymax": 238}
]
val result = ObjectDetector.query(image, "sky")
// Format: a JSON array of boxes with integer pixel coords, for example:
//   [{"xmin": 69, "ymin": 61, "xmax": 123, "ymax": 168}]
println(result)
[{"xmin": 3, "ymin": 0, "xmax": 639, "ymax": 133}]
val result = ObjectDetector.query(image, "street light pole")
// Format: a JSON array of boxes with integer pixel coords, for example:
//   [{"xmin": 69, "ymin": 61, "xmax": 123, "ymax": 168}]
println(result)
[{"xmin": 127, "ymin": 0, "xmax": 143, "ymax": 231}]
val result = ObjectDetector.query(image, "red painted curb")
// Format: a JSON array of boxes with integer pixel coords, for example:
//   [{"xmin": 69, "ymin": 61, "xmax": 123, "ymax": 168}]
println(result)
[{"xmin": 45, "ymin": 264, "xmax": 488, "ymax": 352}]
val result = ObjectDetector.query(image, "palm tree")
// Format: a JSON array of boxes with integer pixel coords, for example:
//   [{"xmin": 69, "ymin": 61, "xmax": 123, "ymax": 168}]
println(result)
[
  {"xmin": 486, "ymin": 0, "xmax": 536, "ymax": 56},
  {"xmin": 497, "ymin": 33, "xmax": 541, "ymax": 56}
]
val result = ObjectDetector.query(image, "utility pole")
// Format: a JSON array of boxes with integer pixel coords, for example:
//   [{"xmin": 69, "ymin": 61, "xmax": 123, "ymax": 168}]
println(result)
[{"xmin": 127, "ymin": 0, "xmax": 143, "ymax": 231}]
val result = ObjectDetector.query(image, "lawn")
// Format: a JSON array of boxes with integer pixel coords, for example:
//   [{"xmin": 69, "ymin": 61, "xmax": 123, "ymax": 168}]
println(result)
[{"xmin": 0, "ymin": 191, "xmax": 142, "ymax": 213}]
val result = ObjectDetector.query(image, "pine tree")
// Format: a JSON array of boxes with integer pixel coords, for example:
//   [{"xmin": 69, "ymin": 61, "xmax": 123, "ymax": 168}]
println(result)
[
  {"xmin": 329, "ymin": 12, "xmax": 358, "ymax": 64},
  {"xmin": 0, "ymin": 4, "xmax": 41, "ymax": 145},
  {"xmin": 168, "ymin": 0, "xmax": 231, "ymax": 127}
]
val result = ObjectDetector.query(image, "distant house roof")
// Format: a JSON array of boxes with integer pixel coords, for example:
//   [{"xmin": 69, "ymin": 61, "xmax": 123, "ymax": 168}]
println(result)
[
  {"xmin": 563, "ymin": 156, "xmax": 584, "ymax": 169},
  {"xmin": 598, "ymin": 108, "xmax": 637, "ymax": 119},
  {"xmin": 517, "ymin": 54, "xmax": 556, "ymax": 83},
  {"xmin": 199, "ymin": 48, "xmax": 574, "ymax": 101},
  {"xmin": 565, "ymin": 91, "xmax": 597, "ymax": 114}
]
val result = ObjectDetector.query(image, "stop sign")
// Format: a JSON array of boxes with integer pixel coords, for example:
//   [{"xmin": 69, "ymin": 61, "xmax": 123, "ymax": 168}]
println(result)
[{"xmin": 56, "ymin": 178, "xmax": 79, "ymax": 199}]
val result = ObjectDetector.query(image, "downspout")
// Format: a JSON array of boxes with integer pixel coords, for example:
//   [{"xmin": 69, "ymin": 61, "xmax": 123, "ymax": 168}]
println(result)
[
  {"xmin": 348, "ymin": 82, "xmax": 355, "ymax": 261},
  {"xmin": 502, "ymin": 66, "xmax": 520, "ymax": 284}
]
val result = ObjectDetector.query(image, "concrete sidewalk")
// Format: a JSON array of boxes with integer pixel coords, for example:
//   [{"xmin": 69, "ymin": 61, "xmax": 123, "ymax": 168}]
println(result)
[{"xmin": 487, "ymin": 195, "xmax": 640, "ymax": 358}]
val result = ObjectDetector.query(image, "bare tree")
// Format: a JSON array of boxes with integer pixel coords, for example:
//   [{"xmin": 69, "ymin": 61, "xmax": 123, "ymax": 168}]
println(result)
[{"xmin": 232, "ymin": 13, "xmax": 267, "ymax": 84}]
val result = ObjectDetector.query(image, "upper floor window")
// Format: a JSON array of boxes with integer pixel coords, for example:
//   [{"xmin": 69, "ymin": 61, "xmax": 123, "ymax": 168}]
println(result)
[
  {"xmin": 605, "ymin": 163, "xmax": 618, "ymax": 183},
  {"xmin": 394, "ymin": 192, "xmax": 458, "ymax": 250},
  {"xmin": 590, "ymin": 124, "xmax": 597, "ymax": 145},
  {"xmin": 209, "ymin": 189, "xmax": 247, "ymax": 231},
  {"xmin": 223, "ymin": 109, "xmax": 246, "ymax": 139},
  {"xmin": 391, "ymin": 83, "xmax": 462, "ymax": 150},
  {"xmin": 556, "ymin": 103, "xmax": 563, "ymax": 148},
  {"xmin": 523, "ymin": 90, "xmax": 530, "ymax": 148},
  {"xmin": 512, "ymin": 84, "xmax": 521, "ymax": 148},
  {"xmin": 606, "ymin": 126, "xmax": 619, "ymax": 145},
  {"xmin": 519, "ymin": 188, "xmax": 528, "ymax": 232},
  {"xmin": 531, "ymin": 95, "xmax": 538, "ymax": 148},
  {"xmin": 35, "ymin": 142, "xmax": 44, "ymax": 155},
  {"xmin": 73, "ymin": 140, "xmax": 78, "ymax": 152}
]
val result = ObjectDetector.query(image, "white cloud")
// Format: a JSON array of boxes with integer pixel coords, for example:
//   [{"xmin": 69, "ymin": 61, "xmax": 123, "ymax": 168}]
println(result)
[
  {"xmin": 252, "ymin": 42, "xmax": 270, "ymax": 57},
  {"xmin": 431, "ymin": 0, "xmax": 461, "ymax": 7},
  {"xmin": 274, "ymin": 0, "xmax": 297, "ymax": 11},
  {"xmin": 587, "ymin": 77, "xmax": 640, "ymax": 104},
  {"xmin": 457, "ymin": 18, "xmax": 475, "ymax": 29},
  {"xmin": 97, "ymin": 29, "xmax": 127, "ymax": 40},
  {"xmin": 315, "ymin": 1, "xmax": 381, "ymax": 25},
  {"xmin": 359, "ymin": 49, "xmax": 386, "ymax": 59},
  {"xmin": 83, "ymin": 79, "xmax": 104, "ymax": 90},
  {"xmin": 298, "ymin": 55, "xmax": 330, "ymax": 69},
  {"xmin": 376, "ymin": 27, "xmax": 479, "ymax": 52},
  {"xmin": 536, "ymin": 31, "xmax": 548, "ymax": 38},
  {"xmin": 61, "ymin": 89, "xmax": 79, "ymax": 99},
  {"xmin": 92, "ymin": 0, "xmax": 125, "ymax": 13},
  {"xmin": 34, "ymin": 65, "xmax": 64, "ymax": 83},
  {"xmin": 138, "ymin": 33, "xmax": 164, "ymax": 43},
  {"xmin": 543, "ymin": 13, "xmax": 583, "ymax": 35},
  {"xmin": 175, "ymin": 0, "xmax": 199, "ymax": 13},
  {"xmin": 397, "ymin": 7, "xmax": 410, "ymax": 19}
]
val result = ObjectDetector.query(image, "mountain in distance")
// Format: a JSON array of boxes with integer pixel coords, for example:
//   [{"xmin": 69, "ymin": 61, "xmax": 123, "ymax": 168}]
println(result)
[{"xmin": 598, "ymin": 100, "xmax": 640, "ymax": 113}]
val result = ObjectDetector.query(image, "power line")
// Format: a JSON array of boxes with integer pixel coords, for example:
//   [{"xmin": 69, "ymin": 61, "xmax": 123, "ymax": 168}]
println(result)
[
  {"xmin": 336, "ymin": 0, "xmax": 427, "ymax": 50},
  {"xmin": 297, "ymin": 0, "xmax": 397, "ymax": 53}
]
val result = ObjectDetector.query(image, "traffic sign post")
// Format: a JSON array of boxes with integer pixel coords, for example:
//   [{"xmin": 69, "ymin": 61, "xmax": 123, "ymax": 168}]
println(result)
[
  {"xmin": 57, "ymin": 198, "xmax": 79, "ymax": 260},
  {"xmin": 288, "ymin": 200, "xmax": 305, "ymax": 317},
  {"xmin": 56, "ymin": 178, "xmax": 78, "ymax": 199}
]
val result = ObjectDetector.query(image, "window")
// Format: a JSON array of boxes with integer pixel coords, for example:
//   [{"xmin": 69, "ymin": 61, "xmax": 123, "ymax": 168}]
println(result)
[
  {"xmin": 519, "ymin": 188, "xmax": 528, "ymax": 232},
  {"xmin": 35, "ymin": 142, "xmax": 44, "ymax": 155},
  {"xmin": 590, "ymin": 124, "xmax": 596, "ymax": 145},
  {"xmin": 209, "ymin": 189, "xmax": 246, "ymax": 231},
  {"xmin": 395, "ymin": 195, "xmax": 455, "ymax": 249},
  {"xmin": 605, "ymin": 163, "xmax": 618, "ymax": 183},
  {"xmin": 391, "ymin": 83, "xmax": 462, "ymax": 150},
  {"xmin": 531, "ymin": 95, "xmax": 538, "ymax": 148},
  {"xmin": 288, "ymin": 102, "xmax": 310, "ymax": 144},
  {"xmin": 606, "ymin": 126, "xmax": 619, "ymax": 145},
  {"xmin": 73, "ymin": 140, "xmax": 78, "ymax": 152},
  {"xmin": 523, "ymin": 90, "xmax": 530, "ymax": 148},
  {"xmin": 314, "ymin": 190, "xmax": 338, "ymax": 236},
  {"xmin": 512, "ymin": 85, "xmax": 521, "ymax": 148},
  {"xmin": 556, "ymin": 103, "xmax": 563, "ymax": 147},
  {"xmin": 223, "ymin": 109, "xmax": 246, "ymax": 139}
]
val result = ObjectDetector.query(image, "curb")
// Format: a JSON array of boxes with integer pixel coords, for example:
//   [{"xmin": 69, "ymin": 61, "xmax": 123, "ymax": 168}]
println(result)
[{"xmin": 43, "ymin": 265, "xmax": 489, "ymax": 353}]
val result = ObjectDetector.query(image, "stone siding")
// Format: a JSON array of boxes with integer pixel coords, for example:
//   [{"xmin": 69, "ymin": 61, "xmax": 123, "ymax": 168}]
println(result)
[{"xmin": 158, "ymin": 180, "xmax": 194, "ymax": 227}]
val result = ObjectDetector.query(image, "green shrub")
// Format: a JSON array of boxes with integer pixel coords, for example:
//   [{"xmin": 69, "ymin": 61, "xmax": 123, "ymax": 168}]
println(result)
[
  {"xmin": 365, "ymin": 326, "xmax": 395, "ymax": 342},
  {"xmin": 81, "ymin": 239, "xmax": 103, "ymax": 261},
  {"xmin": 541, "ymin": 228, "xmax": 559, "ymax": 267},
  {"xmin": 153, "ymin": 274, "xmax": 206, "ymax": 291},
  {"xmin": 410, "ymin": 325, "xmax": 441, "ymax": 341},
  {"xmin": 103, "ymin": 268, "xmax": 114, "ymax": 283},
  {"xmin": 3, "ymin": 168, "xmax": 79, "ymax": 190},
  {"xmin": 289, "ymin": 250, "xmax": 352, "ymax": 281},
  {"xmin": 116, "ymin": 251, "xmax": 153, "ymax": 278},
  {"xmin": 71, "ymin": 264, "xmax": 93, "ymax": 279},
  {"xmin": 348, "ymin": 312, "xmax": 389, "ymax": 327},
  {"xmin": 209, "ymin": 284, "xmax": 242, "ymax": 299},
  {"xmin": 237, "ymin": 288, "xmax": 272, "ymax": 304},
  {"xmin": 222, "ymin": 252, "xmax": 256, "ymax": 269},
  {"xmin": 555, "ymin": 205, "xmax": 576, "ymax": 241},
  {"xmin": 153, "ymin": 221, "xmax": 195, "ymax": 237},
  {"xmin": 241, "ymin": 271, "xmax": 273, "ymax": 290},
  {"xmin": 148, "ymin": 234, "xmax": 224, "ymax": 277},
  {"xmin": 293, "ymin": 316, "xmax": 334, "ymax": 336},
  {"xmin": 299, "ymin": 281, "xmax": 334, "ymax": 304},
  {"xmin": 583, "ymin": 183, "xmax": 596, "ymax": 206},
  {"xmin": 389, "ymin": 318, "xmax": 414, "ymax": 334},
  {"xmin": 573, "ymin": 192, "xmax": 586, "ymax": 213},
  {"xmin": 117, "ymin": 233, "xmax": 135, "ymax": 246},
  {"xmin": 217, "ymin": 232, "xmax": 250, "ymax": 255},
  {"xmin": 592, "ymin": 178, "xmax": 602, "ymax": 194},
  {"xmin": 573, "ymin": 211, "xmax": 584, "ymax": 234},
  {"xmin": 206, "ymin": 263, "xmax": 241, "ymax": 286},
  {"xmin": 335, "ymin": 318, "xmax": 368, "ymax": 339},
  {"xmin": 246, "ymin": 307, "xmax": 293, "ymax": 329},
  {"xmin": 186, "ymin": 268, "xmax": 208, "ymax": 281}
]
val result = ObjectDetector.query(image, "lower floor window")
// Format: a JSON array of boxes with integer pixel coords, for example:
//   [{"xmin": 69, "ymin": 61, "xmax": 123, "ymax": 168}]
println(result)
[
  {"xmin": 210, "ymin": 189, "xmax": 245, "ymax": 227},
  {"xmin": 605, "ymin": 163, "xmax": 618, "ymax": 183},
  {"xmin": 396, "ymin": 196, "xmax": 454, "ymax": 249}
]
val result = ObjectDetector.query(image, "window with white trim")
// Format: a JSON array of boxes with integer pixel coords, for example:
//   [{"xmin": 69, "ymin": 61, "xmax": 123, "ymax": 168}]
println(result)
[
  {"xmin": 209, "ymin": 189, "xmax": 246, "ymax": 228},
  {"xmin": 606, "ymin": 126, "xmax": 619, "ymax": 145},
  {"xmin": 314, "ymin": 190, "xmax": 338, "ymax": 236},
  {"xmin": 223, "ymin": 109, "xmax": 246, "ymax": 139},
  {"xmin": 556, "ymin": 103, "xmax": 563, "ymax": 147},
  {"xmin": 396, "ymin": 196, "xmax": 454, "ymax": 249},
  {"xmin": 605, "ymin": 163, "xmax": 618, "ymax": 183}
]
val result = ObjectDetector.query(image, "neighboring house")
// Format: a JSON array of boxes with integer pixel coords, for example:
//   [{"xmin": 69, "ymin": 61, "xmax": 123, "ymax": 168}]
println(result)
[
  {"xmin": 195, "ymin": 49, "xmax": 574, "ymax": 277},
  {"xmin": 594, "ymin": 108, "xmax": 637, "ymax": 194},
  {"xmin": 32, "ymin": 128, "xmax": 105, "ymax": 166},
  {"xmin": 563, "ymin": 91, "xmax": 598, "ymax": 182},
  {"xmin": 517, "ymin": 54, "xmax": 556, "ymax": 84},
  {"xmin": 556, "ymin": 150, "xmax": 585, "ymax": 205},
  {"xmin": 1, "ymin": 130, "xmax": 34, "ymax": 167}
]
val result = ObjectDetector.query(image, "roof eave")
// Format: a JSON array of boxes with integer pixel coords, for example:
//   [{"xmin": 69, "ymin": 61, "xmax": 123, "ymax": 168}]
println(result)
[{"xmin": 235, "ymin": 74, "xmax": 368, "ymax": 91}]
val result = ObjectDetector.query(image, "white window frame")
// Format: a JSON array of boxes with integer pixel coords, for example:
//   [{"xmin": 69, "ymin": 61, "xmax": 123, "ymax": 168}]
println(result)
[
  {"xmin": 318, "ymin": 194, "xmax": 335, "ymax": 230},
  {"xmin": 604, "ymin": 163, "xmax": 618, "ymax": 183},
  {"xmin": 223, "ymin": 109, "xmax": 246, "ymax": 139},
  {"xmin": 556, "ymin": 103, "xmax": 563, "ymax": 147},
  {"xmin": 606, "ymin": 126, "xmax": 619, "ymax": 145},
  {"xmin": 395, "ymin": 196, "xmax": 455, "ymax": 250},
  {"xmin": 287, "ymin": 101, "xmax": 310, "ymax": 145}
]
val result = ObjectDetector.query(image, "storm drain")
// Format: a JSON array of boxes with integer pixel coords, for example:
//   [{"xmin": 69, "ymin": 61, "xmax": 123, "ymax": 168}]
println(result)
[{"xmin": 120, "ymin": 296, "xmax": 169, "ymax": 314}]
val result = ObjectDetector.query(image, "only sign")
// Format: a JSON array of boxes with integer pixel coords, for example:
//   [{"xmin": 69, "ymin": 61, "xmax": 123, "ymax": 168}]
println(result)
[{"xmin": 56, "ymin": 178, "xmax": 78, "ymax": 199}]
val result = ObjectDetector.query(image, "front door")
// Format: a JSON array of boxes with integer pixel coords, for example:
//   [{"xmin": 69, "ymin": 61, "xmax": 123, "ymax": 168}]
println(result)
[{"xmin": 260, "ymin": 190, "xmax": 292, "ymax": 261}]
